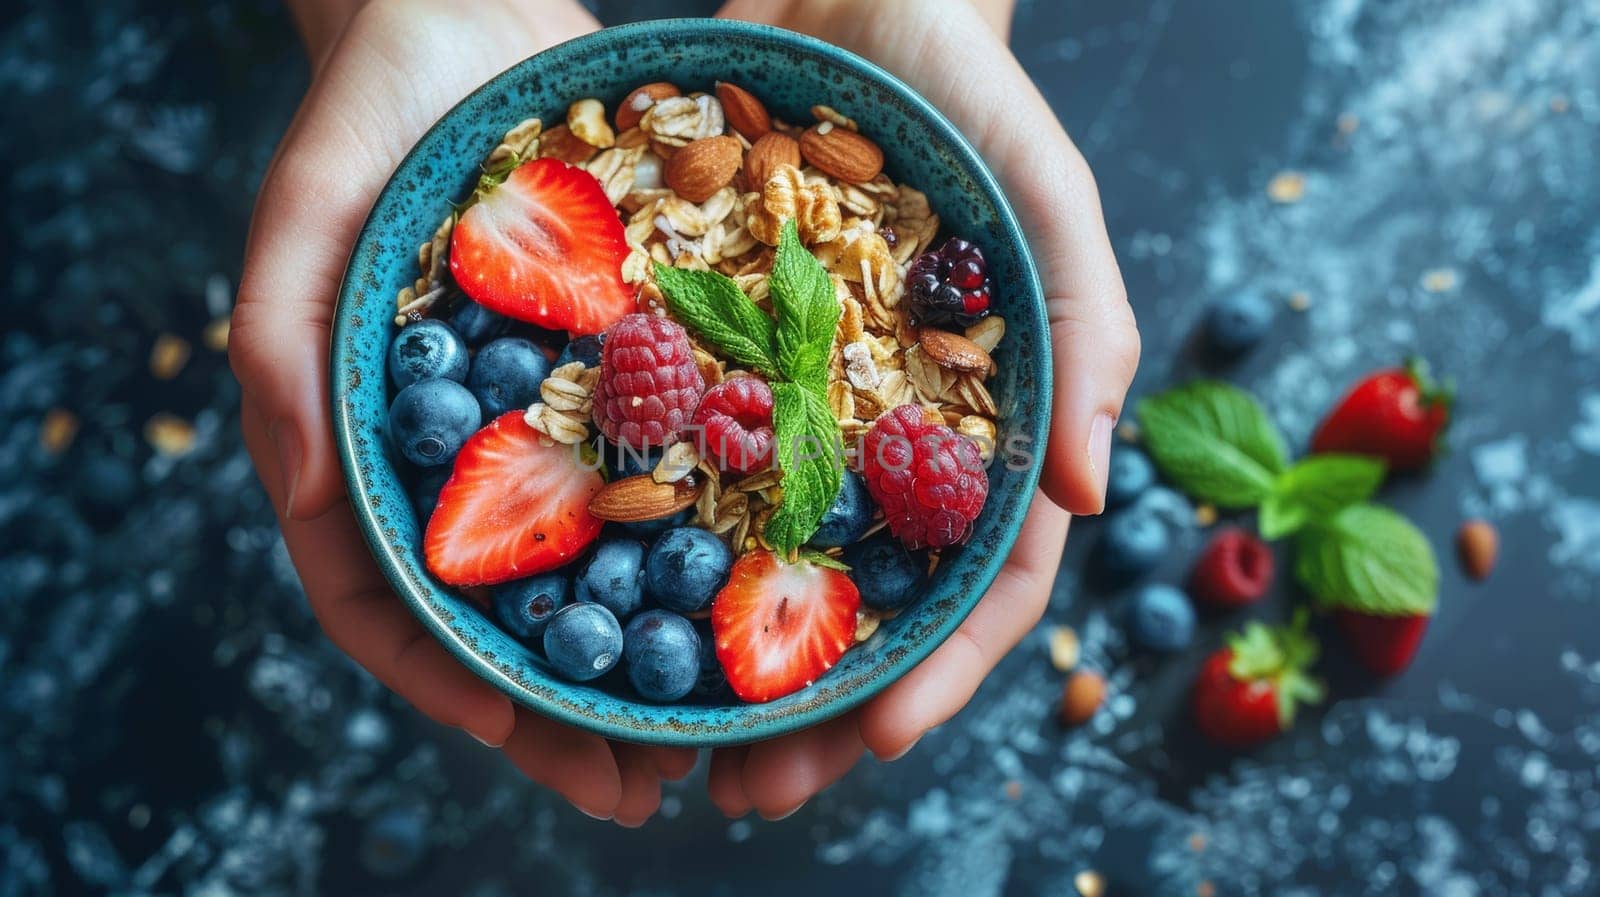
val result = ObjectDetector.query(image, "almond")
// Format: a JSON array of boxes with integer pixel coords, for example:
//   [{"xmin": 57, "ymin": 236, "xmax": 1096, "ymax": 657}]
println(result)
[
  {"xmin": 538, "ymin": 124, "xmax": 594, "ymax": 164},
  {"xmin": 588, "ymin": 473, "xmax": 703, "ymax": 522},
  {"xmin": 716, "ymin": 81, "xmax": 771, "ymax": 140},
  {"xmin": 615, "ymin": 81, "xmax": 680, "ymax": 132},
  {"xmin": 1058, "ymin": 669, "xmax": 1105, "ymax": 727},
  {"xmin": 918, "ymin": 327, "xmax": 995, "ymax": 375},
  {"xmin": 799, "ymin": 123, "xmax": 884, "ymax": 183},
  {"xmin": 664, "ymin": 135, "xmax": 743, "ymax": 203},
  {"xmin": 1457, "ymin": 519, "xmax": 1498, "ymax": 581},
  {"xmin": 743, "ymin": 132, "xmax": 800, "ymax": 189}
]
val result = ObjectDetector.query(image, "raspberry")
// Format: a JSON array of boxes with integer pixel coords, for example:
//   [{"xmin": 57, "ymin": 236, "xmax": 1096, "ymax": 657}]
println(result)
[
  {"xmin": 693, "ymin": 377, "xmax": 775, "ymax": 474},
  {"xmin": 1189, "ymin": 527, "xmax": 1275, "ymax": 608},
  {"xmin": 860, "ymin": 404, "xmax": 988, "ymax": 549},
  {"xmin": 907, "ymin": 237, "xmax": 992, "ymax": 326},
  {"xmin": 592, "ymin": 313, "xmax": 705, "ymax": 451}
]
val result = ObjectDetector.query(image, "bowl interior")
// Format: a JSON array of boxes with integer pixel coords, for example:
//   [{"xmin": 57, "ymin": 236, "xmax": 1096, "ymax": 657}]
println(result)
[{"xmin": 332, "ymin": 19, "xmax": 1049, "ymax": 747}]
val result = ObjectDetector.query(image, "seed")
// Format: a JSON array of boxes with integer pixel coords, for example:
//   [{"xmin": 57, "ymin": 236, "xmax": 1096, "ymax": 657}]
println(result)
[
  {"xmin": 1058, "ymin": 669, "xmax": 1105, "ymax": 727},
  {"xmin": 1047, "ymin": 626, "xmax": 1080, "ymax": 672},
  {"xmin": 1457, "ymin": 519, "xmax": 1498, "ymax": 581}
]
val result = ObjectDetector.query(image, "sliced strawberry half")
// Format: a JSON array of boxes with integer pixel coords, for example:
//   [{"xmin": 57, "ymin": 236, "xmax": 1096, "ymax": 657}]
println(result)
[
  {"xmin": 449, "ymin": 158, "xmax": 635, "ymax": 336},
  {"xmin": 424, "ymin": 412, "xmax": 604, "ymax": 586},
  {"xmin": 712, "ymin": 550, "xmax": 861, "ymax": 703}
]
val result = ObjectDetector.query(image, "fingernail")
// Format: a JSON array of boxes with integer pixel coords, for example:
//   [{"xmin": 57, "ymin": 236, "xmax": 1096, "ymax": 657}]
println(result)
[
  {"xmin": 466, "ymin": 727, "xmax": 505, "ymax": 749},
  {"xmin": 267, "ymin": 418, "xmax": 303, "ymax": 520},
  {"xmin": 1087, "ymin": 412, "xmax": 1115, "ymax": 514},
  {"xmin": 577, "ymin": 806, "xmax": 614, "ymax": 822},
  {"xmin": 883, "ymin": 735, "xmax": 922, "ymax": 762},
  {"xmin": 761, "ymin": 800, "xmax": 806, "ymax": 821}
]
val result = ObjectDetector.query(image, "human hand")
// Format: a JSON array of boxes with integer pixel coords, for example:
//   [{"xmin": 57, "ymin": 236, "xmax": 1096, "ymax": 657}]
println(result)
[
  {"xmin": 231, "ymin": 0, "xmax": 695, "ymax": 825},
  {"xmin": 706, "ymin": 0, "xmax": 1140, "ymax": 818}
]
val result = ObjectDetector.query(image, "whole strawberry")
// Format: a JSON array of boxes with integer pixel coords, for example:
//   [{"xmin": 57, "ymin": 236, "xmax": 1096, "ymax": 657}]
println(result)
[
  {"xmin": 1334, "ymin": 610, "xmax": 1428, "ymax": 676},
  {"xmin": 592, "ymin": 313, "xmax": 705, "ymax": 451},
  {"xmin": 1192, "ymin": 612, "xmax": 1324, "ymax": 748},
  {"xmin": 1311, "ymin": 359, "xmax": 1451, "ymax": 471},
  {"xmin": 860, "ymin": 404, "xmax": 988, "ymax": 549}
]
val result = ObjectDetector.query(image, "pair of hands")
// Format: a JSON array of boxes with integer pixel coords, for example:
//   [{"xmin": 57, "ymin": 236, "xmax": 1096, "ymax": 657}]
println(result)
[{"xmin": 232, "ymin": 0, "xmax": 1139, "ymax": 825}]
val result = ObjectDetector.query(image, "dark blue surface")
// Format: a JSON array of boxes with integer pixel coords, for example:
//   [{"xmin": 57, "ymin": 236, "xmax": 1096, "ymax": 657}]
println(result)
[{"xmin": 4, "ymin": 0, "xmax": 1600, "ymax": 894}]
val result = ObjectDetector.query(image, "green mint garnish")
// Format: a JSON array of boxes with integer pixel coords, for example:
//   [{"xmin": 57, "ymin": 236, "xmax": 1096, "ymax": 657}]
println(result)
[
  {"xmin": 1258, "ymin": 454, "xmax": 1386, "ymax": 539},
  {"xmin": 1136, "ymin": 381, "xmax": 1288, "ymax": 508},
  {"xmin": 1294, "ymin": 503, "xmax": 1439, "ymax": 617},
  {"xmin": 770, "ymin": 220, "xmax": 841, "ymax": 396},
  {"xmin": 653, "ymin": 263, "xmax": 780, "ymax": 376},
  {"xmin": 650, "ymin": 218, "xmax": 844, "ymax": 553}
]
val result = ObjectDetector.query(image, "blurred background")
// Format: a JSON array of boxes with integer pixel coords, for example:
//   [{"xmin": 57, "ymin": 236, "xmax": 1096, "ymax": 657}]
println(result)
[{"xmin": 4, "ymin": 0, "xmax": 1599, "ymax": 894}]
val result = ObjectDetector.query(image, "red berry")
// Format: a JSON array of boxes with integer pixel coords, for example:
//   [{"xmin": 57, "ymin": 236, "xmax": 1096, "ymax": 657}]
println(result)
[
  {"xmin": 693, "ymin": 377, "xmax": 775, "ymax": 474},
  {"xmin": 424, "ymin": 412, "xmax": 605, "ymax": 586},
  {"xmin": 1190, "ymin": 528, "xmax": 1275, "ymax": 608},
  {"xmin": 1311, "ymin": 359, "xmax": 1452, "ymax": 471},
  {"xmin": 1191, "ymin": 613, "xmax": 1324, "ymax": 748},
  {"xmin": 907, "ymin": 237, "xmax": 993, "ymax": 326},
  {"xmin": 592, "ymin": 313, "xmax": 705, "ymax": 451},
  {"xmin": 449, "ymin": 159, "xmax": 636, "ymax": 335},
  {"xmin": 1335, "ymin": 610, "xmax": 1429, "ymax": 676},
  {"xmin": 712, "ymin": 550, "xmax": 860, "ymax": 703},
  {"xmin": 860, "ymin": 404, "xmax": 988, "ymax": 549}
]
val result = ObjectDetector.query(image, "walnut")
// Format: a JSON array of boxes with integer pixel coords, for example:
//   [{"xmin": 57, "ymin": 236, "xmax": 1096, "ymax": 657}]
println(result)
[{"xmin": 747, "ymin": 164, "xmax": 842, "ymax": 246}]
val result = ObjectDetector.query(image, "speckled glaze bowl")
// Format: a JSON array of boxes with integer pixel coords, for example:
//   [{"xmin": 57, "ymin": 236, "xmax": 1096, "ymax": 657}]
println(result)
[{"xmin": 332, "ymin": 19, "xmax": 1049, "ymax": 747}]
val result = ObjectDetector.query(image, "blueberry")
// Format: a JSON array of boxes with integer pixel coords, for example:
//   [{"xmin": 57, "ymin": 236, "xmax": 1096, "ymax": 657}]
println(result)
[
  {"xmin": 411, "ymin": 467, "xmax": 451, "ymax": 522},
  {"xmin": 576, "ymin": 539, "xmax": 646, "ymax": 621},
  {"xmin": 466, "ymin": 337, "xmax": 551, "ymax": 419},
  {"xmin": 492, "ymin": 573, "xmax": 571, "ymax": 642},
  {"xmin": 388, "ymin": 378, "xmax": 481, "ymax": 467},
  {"xmin": 542, "ymin": 603, "xmax": 623, "ymax": 682},
  {"xmin": 619, "ymin": 507, "xmax": 694, "ymax": 540},
  {"xmin": 1095, "ymin": 507, "xmax": 1168, "ymax": 581},
  {"xmin": 622, "ymin": 610, "xmax": 701, "ymax": 702},
  {"xmin": 556, "ymin": 333, "xmax": 606, "ymax": 369},
  {"xmin": 360, "ymin": 806, "xmax": 428, "ymax": 879},
  {"xmin": 692, "ymin": 622, "xmax": 729, "ymax": 698},
  {"xmin": 387, "ymin": 319, "xmax": 469, "ymax": 388},
  {"xmin": 1105, "ymin": 448, "xmax": 1155, "ymax": 511},
  {"xmin": 810, "ymin": 471, "xmax": 875, "ymax": 548},
  {"xmin": 447, "ymin": 300, "xmax": 510, "ymax": 347},
  {"xmin": 645, "ymin": 527, "xmax": 733, "ymax": 613},
  {"xmin": 1202, "ymin": 292, "xmax": 1275, "ymax": 357},
  {"xmin": 843, "ymin": 533, "xmax": 926, "ymax": 612},
  {"xmin": 1124, "ymin": 584, "xmax": 1196, "ymax": 652}
]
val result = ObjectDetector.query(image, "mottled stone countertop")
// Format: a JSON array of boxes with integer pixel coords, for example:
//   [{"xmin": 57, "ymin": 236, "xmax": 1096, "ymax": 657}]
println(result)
[{"xmin": 2, "ymin": 0, "xmax": 1597, "ymax": 894}]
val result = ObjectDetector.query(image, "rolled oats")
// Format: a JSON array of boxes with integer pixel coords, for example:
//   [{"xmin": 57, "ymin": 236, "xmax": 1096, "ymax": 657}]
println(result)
[
  {"xmin": 486, "ymin": 117, "xmax": 542, "ymax": 170},
  {"xmin": 523, "ymin": 402, "xmax": 589, "ymax": 444},
  {"xmin": 583, "ymin": 145, "xmax": 644, "ymax": 206},
  {"xmin": 964, "ymin": 315, "xmax": 1006, "ymax": 353},
  {"xmin": 811, "ymin": 104, "xmax": 858, "ymax": 131}
]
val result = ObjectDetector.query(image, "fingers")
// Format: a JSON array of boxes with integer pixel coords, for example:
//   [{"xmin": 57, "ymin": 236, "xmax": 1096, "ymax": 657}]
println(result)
[
  {"xmin": 230, "ymin": 0, "xmax": 600, "ymax": 522},
  {"xmin": 609, "ymin": 743, "xmax": 664, "ymax": 828},
  {"xmin": 707, "ymin": 746, "xmax": 753, "ymax": 818},
  {"xmin": 502, "ymin": 709, "xmax": 623, "ymax": 819},
  {"xmin": 244, "ymin": 396, "xmax": 515, "ymax": 748},
  {"xmin": 858, "ymin": 493, "xmax": 1069, "ymax": 759},
  {"xmin": 738, "ymin": 713, "xmax": 867, "ymax": 819},
  {"xmin": 652, "ymin": 747, "xmax": 700, "ymax": 782}
]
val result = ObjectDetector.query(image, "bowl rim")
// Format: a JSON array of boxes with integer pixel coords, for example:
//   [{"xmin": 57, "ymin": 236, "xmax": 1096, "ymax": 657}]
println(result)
[{"xmin": 331, "ymin": 17, "xmax": 1050, "ymax": 747}]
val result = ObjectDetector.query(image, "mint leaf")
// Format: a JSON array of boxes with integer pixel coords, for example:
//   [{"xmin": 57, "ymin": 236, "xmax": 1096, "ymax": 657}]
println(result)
[
  {"xmin": 1294, "ymin": 503, "xmax": 1438, "ymax": 616},
  {"xmin": 1259, "ymin": 454, "xmax": 1387, "ymax": 539},
  {"xmin": 1137, "ymin": 381, "xmax": 1288, "ymax": 508},
  {"xmin": 801, "ymin": 550, "xmax": 851, "ymax": 573},
  {"xmin": 769, "ymin": 220, "xmax": 839, "ymax": 394},
  {"xmin": 765, "ymin": 382, "xmax": 843, "ymax": 553},
  {"xmin": 653, "ymin": 263, "xmax": 779, "ymax": 375}
]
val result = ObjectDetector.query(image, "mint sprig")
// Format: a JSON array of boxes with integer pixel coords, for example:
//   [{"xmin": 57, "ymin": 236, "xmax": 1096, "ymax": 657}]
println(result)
[
  {"xmin": 1137, "ymin": 381, "xmax": 1288, "ymax": 507},
  {"xmin": 1294, "ymin": 503, "xmax": 1438, "ymax": 617},
  {"xmin": 1135, "ymin": 378, "xmax": 1439, "ymax": 619},
  {"xmin": 650, "ymin": 219, "xmax": 843, "ymax": 554},
  {"xmin": 766, "ymin": 383, "xmax": 844, "ymax": 553},
  {"xmin": 1259, "ymin": 454, "xmax": 1386, "ymax": 539},
  {"xmin": 770, "ymin": 220, "xmax": 840, "ymax": 395},
  {"xmin": 653, "ymin": 264, "xmax": 779, "ymax": 376}
]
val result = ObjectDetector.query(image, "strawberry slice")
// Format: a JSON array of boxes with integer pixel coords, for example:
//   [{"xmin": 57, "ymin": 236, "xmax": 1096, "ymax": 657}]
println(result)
[
  {"xmin": 712, "ymin": 551, "xmax": 861, "ymax": 703},
  {"xmin": 424, "ymin": 412, "xmax": 604, "ymax": 586},
  {"xmin": 449, "ymin": 158, "xmax": 635, "ymax": 336}
]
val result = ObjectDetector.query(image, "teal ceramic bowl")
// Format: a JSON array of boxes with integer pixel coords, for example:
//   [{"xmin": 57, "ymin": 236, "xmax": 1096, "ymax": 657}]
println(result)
[{"xmin": 332, "ymin": 19, "xmax": 1049, "ymax": 747}]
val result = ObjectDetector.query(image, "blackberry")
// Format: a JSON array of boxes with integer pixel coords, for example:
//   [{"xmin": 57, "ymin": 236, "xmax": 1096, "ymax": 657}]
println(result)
[{"xmin": 906, "ymin": 237, "xmax": 992, "ymax": 326}]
